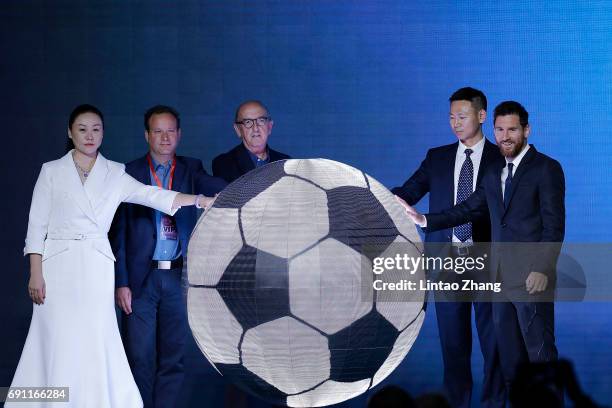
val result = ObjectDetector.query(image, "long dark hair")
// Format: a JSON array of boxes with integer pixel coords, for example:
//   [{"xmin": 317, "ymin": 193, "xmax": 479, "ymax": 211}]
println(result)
[{"xmin": 65, "ymin": 104, "xmax": 105, "ymax": 152}]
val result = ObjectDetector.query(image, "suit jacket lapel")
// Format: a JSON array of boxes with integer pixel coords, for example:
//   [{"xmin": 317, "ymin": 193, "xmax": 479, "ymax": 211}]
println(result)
[
  {"xmin": 172, "ymin": 157, "xmax": 187, "ymax": 193},
  {"xmin": 61, "ymin": 151, "xmax": 99, "ymax": 225},
  {"xmin": 135, "ymin": 155, "xmax": 156, "ymax": 223},
  {"xmin": 268, "ymin": 148, "xmax": 287, "ymax": 162},
  {"xmin": 139, "ymin": 154, "xmax": 184, "ymax": 225},
  {"xmin": 494, "ymin": 163, "xmax": 505, "ymax": 215},
  {"xmin": 442, "ymin": 144, "xmax": 457, "ymax": 207},
  {"xmin": 84, "ymin": 153, "xmax": 110, "ymax": 219},
  {"xmin": 236, "ymin": 144, "xmax": 256, "ymax": 175},
  {"xmin": 480, "ymin": 140, "xmax": 505, "ymax": 215},
  {"xmin": 268, "ymin": 148, "xmax": 280, "ymax": 162},
  {"xmin": 477, "ymin": 140, "xmax": 496, "ymax": 186},
  {"xmin": 503, "ymin": 145, "xmax": 537, "ymax": 215}
]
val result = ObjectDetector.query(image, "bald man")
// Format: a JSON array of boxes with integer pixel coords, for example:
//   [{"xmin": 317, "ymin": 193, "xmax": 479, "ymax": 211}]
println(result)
[{"xmin": 212, "ymin": 100, "xmax": 290, "ymax": 183}]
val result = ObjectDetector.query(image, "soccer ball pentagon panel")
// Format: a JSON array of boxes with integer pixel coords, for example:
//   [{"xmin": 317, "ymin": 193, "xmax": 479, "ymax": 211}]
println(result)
[{"xmin": 187, "ymin": 159, "xmax": 425, "ymax": 407}]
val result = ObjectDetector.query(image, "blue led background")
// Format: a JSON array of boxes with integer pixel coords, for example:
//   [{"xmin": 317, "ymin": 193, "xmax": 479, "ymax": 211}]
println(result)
[{"xmin": 1, "ymin": 1, "xmax": 611, "ymax": 406}]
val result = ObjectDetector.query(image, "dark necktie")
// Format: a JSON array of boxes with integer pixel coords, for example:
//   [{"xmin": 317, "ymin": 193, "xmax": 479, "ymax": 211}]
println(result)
[
  {"xmin": 454, "ymin": 149, "xmax": 473, "ymax": 242},
  {"xmin": 504, "ymin": 162, "xmax": 514, "ymax": 208}
]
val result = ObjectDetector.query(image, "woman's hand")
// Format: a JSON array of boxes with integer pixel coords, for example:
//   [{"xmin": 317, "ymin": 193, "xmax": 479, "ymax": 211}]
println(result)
[
  {"xmin": 28, "ymin": 254, "xmax": 45, "ymax": 305},
  {"xmin": 172, "ymin": 193, "xmax": 217, "ymax": 211},
  {"xmin": 197, "ymin": 194, "xmax": 217, "ymax": 211}
]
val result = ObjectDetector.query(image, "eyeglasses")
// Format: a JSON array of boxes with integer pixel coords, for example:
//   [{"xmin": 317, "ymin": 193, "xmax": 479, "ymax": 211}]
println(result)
[{"xmin": 235, "ymin": 116, "xmax": 271, "ymax": 129}]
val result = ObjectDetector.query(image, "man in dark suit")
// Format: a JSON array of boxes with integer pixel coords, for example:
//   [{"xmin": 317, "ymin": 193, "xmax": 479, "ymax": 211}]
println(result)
[
  {"xmin": 212, "ymin": 100, "xmax": 290, "ymax": 183},
  {"xmin": 213, "ymin": 100, "xmax": 291, "ymax": 407},
  {"xmin": 110, "ymin": 105, "xmax": 226, "ymax": 408},
  {"xmin": 400, "ymin": 101, "xmax": 565, "ymax": 396},
  {"xmin": 393, "ymin": 87, "xmax": 506, "ymax": 408}
]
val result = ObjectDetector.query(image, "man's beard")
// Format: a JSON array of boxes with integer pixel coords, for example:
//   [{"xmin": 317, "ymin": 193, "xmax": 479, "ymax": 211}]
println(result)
[{"xmin": 498, "ymin": 138, "xmax": 525, "ymax": 158}]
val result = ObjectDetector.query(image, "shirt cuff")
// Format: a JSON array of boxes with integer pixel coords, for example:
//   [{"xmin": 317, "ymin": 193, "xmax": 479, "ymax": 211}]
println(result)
[{"xmin": 420, "ymin": 216, "xmax": 428, "ymax": 228}]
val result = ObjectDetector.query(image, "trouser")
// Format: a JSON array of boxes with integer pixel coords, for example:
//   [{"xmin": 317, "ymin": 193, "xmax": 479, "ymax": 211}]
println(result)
[
  {"xmin": 122, "ymin": 267, "xmax": 187, "ymax": 408},
  {"xmin": 430, "ymin": 243, "xmax": 506, "ymax": 408},
  {"xmin": 436, "ymin": 299, "xmax": 506, "ymax": 408},
  {"xmin": 492, "ymin": 301, "xmax": 557, "ymax": 392}
]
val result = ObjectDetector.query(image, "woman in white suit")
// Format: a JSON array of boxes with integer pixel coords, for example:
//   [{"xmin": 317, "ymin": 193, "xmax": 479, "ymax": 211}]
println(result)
[{"xmin": 7, "ymin": 105, "xmax": 213, "ymax": 407}]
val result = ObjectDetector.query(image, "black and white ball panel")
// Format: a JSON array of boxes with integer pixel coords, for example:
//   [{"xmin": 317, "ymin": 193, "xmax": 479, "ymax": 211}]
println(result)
[
  {"xmin": 187, "ymin": 288, "xmax": 242, "ymax": 364},
  {"xmin": 327, "ymin": 309, "xmax": 400, "ymax": 382},
  {"xmin": 370, "ymin": 310, "xmax": 425, "ymax": 388},
  {"xmin": 188, "ymin": 207, "xmax": 242, "ymax": 286},
  {"xmin": 289, "ymin": 238, "xmax": 372, "ymax": 335},
  {"xmin": 216, "ymin": 246, "xmax": 290, "ymax": 331},
  {"xmin": 241, "ymin": 176, "xmax": 329, "ymax": 259},
  {"xmin": 286, "ymin": 378, "xmax": 370, "ymax": 407},
  {"xmin": 214, "ymin": 362, "xmax": 290, "ymax": 404},
  {"xmin": 366, "ymin": 174, "xmax": 422, "ymax": 252},
  {"xmin": 326, "ymin": 186, "xmax": 399, "ymax": 259},
  {"xmin": 375, "ymin": 236, "xmax": 425, "ymax": 331},
  {"xmin": 241, "ymin": 316, "xmax": 331, "ymax": 395},
  {"xmin": 283, "ymin": 159, "xmax": 368, "ymax": 190},
  {"xmin": 213, "ymin": 160, "xmax": 289, "ymax": 209}
]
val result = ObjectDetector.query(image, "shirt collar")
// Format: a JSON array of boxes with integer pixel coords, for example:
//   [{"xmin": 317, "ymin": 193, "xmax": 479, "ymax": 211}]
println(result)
[
  {"xmin": 506, "ymin": 143, "xmax": 531, "ymax": 169},
  {"xmin": 457, "ymin": 136, "xmax": 485, "ymax": 155},
  {"xmin": 150, "ymin": 155, "xmax": 174, "ymax": 172},
  {"xmin": 247, "ymin": 148, "xmax": 269, "ymax": 165}
]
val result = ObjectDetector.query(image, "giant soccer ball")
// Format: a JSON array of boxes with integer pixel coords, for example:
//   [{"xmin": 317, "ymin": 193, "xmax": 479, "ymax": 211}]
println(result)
[{"xmin": 187, "ymin": 159, "xmax": 425, "ymax": 407}]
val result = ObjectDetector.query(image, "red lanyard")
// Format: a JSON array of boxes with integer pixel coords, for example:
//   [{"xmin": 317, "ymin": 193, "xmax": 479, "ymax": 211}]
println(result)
[{"xmin": 147, "ymin": 154, "xmax": 176, "ymax": 190}]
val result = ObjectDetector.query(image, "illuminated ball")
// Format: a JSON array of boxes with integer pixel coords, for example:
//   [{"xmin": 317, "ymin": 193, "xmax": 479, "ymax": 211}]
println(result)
[{"xmin": 187, "ymin": 159, "xmax": 425, "ymax": 407}]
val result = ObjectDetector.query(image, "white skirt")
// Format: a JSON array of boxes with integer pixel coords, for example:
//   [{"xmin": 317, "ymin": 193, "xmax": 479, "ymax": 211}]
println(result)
[{"xmin": 7, "ymin": 240, "xmax": 142, "ymax": 408}]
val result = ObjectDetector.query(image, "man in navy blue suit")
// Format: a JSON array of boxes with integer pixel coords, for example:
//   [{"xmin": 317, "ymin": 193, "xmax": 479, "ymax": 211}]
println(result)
[
  {"xmin": 110, "ymin": 105, "xmax": 226, "ymax": 408},
  {"xmin": 392, "ymin": 87, "xmax": 505, "ymax": 408},
  {"xmin": 212, "ymin": 100, "xmax": 290, "ymax": 183},
  {"xmin": 400, "ymin": 101, "xmax": 565, "ymax": 397}
]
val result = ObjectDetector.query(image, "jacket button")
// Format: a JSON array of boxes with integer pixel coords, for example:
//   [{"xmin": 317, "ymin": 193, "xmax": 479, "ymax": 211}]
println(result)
[{"xmin": 501, "ymin": 223, "xmax": 507, "ymax": 228}]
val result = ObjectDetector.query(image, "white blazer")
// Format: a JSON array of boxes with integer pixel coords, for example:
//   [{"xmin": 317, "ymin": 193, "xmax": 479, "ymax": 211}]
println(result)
[{"xmin": 24, "ymin": 151, "xmax": 178, "ymax": 260}]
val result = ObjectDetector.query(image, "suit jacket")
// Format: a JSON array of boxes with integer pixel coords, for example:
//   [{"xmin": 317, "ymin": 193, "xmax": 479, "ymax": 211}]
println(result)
[
  {"xmin": 109, "ymin": 155, "xmax": 227, "ymax": 297},
  {"xmin": 212, "ymin": 143, "xmax": 291, "ymax": 183},
  {"xmin": 426, "ymin": 145, "xmax": 565, "ymax": 288},
  {"xmin": 25, "ymin": 151, "xmax": 178, "ymax": 260},
  {"xmin": 392, "ymin": 139, "xmax": 504, "ymax": 247}
]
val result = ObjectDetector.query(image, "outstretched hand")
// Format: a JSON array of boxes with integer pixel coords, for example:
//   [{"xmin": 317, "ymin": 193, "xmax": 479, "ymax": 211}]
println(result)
[
  {"xmin": 394, "ymin": 195, "xmax": 426, "ymax": 226},
  {"xmin": 198, "ymin": 194, "xmax": 218, "ymax": 211}
]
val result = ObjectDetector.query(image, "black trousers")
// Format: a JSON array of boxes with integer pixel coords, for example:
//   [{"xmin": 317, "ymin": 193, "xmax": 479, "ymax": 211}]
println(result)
[
  {"xmin": 492, "ymin": 300, "xmax": 557, "ymax": 390},
  {"xmin": 122, "ymin": 267, "xmax": 187, "ymax": 408},
  {"xmin": 433, "ymin": 246, "xmax": 506, "ymax": 408}
]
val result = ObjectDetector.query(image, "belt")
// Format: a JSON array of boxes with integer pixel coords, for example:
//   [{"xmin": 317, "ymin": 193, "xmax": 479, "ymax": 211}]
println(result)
[
  {"xmin": 47, "ymin": 232, "xmax": 106, "ymax": 240},
  {"xmin": 451, "ymin": 244, "xmax": 473, "ymax": 257},
  {"xmin": 151, "ymin": 257, "xmax": 183, "ymax": 270}
]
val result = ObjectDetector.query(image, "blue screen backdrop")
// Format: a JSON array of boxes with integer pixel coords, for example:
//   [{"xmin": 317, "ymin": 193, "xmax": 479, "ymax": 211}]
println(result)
[{"xmin": 1, "ymin": 1, "xmax": 611, "ymax": 406}]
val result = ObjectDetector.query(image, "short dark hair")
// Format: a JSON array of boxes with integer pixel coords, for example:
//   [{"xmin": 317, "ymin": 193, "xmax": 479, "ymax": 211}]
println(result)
[
  {"xmin": 144, "ymin": 105, "xmax": 180, "ymax": 131},
  {"xmin": 494, "ymin": 101, "xmax": 529, "ymax": 127},
  {"xmin": 449, "ymin": 87, "xmax": 487, "ymax": 112},
  {"xmin": 234, "ymin": 100, "xmax": 270, "ymax": 122},
  {"xmin": 68, "ymin": 104, "xmax": 104, "ymax": 129}
]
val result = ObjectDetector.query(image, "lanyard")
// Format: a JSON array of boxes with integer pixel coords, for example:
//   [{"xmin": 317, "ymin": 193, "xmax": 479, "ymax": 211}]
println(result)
[{"xmin": 147, "ymin": 154, "xmax": 176, "ymax": 190}]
